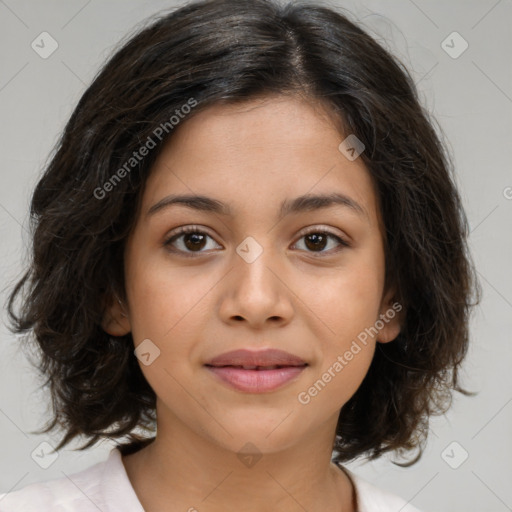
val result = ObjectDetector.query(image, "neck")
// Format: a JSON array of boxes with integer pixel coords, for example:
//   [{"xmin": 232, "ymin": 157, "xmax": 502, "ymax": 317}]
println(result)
[{"xmin": 121, "ymin": 410, "xmax": 356, "ymax": 512}]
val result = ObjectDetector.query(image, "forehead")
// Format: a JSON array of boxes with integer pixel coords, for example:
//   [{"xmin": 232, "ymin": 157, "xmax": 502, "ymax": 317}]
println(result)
[{"xmin": 141, "ymin": 95, "xmax": 382, "ymax": 228}]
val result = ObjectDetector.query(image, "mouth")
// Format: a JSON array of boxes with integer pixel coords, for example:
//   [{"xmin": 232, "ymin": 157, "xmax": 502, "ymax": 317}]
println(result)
[
  {"xmin": 205, "ymin": 348, "xmax": 307, "ymax": 367},
  {"xmin": 204, "ymin": 349, "xmax": 308, "ymax": 393},
  {"xmin": 207, "ymin": 364, "xmax": 305, "ymax": 370}
]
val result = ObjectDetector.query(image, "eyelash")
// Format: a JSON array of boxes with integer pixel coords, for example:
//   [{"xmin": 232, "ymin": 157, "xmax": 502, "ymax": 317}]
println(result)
[{"xmin": 163, "ymin": 225, "xmax": 350, "ymax": 257}]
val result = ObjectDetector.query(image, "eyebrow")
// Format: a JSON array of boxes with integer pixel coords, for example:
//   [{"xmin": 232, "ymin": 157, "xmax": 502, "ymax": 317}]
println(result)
[{"xmin": 146, "ymin": 192, "xmax": 367, "ymax": 220}]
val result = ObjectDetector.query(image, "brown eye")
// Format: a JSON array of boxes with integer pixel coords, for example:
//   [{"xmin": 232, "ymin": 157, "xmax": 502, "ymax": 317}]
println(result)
[
  {"xmin": 304, "ymin": 232, "xmax": 328, "ymax": 251},
  {"xmin": 293, "ymin": 229, "xmax": 349, "ymax": 254},
  {"xmin": 181, "ymin": 232, "xmax": 207, "ymax": 251},
  {"xmin": 163, "ymin": 226, "xmax": 221, "ymax": 255}
]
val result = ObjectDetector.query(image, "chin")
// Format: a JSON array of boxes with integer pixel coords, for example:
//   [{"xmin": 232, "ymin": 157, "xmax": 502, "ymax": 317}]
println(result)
[{"xmin": 208, "ymin": 412, "xmax": 310, "ymax": 453}]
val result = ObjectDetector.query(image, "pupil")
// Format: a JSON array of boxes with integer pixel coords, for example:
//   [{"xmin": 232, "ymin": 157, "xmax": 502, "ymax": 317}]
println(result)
[
  {"xmin": 305, "ymin": 233, "xmax": 326, "ymax": 251},
  {"xmin": 185, "ymin": 233, "xmax": 206, "ymax": 251},
  {"xmin": 182, "ymin": 232, "xmax": 327, "ymax": 252}
]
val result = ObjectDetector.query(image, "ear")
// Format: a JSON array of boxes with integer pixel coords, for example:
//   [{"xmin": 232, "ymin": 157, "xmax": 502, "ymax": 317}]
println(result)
[
  {"xmin": 101, "ymin": 293, "xmax": 131, "ymax": 336},
  {"xmin": 376, "ymin": 285, "xmax": 404, "ymax": 344}
]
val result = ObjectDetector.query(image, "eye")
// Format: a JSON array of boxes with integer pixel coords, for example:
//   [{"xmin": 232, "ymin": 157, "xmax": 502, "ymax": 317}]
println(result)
[
  {"xmin": 163, "ymin": 225, "xmax": 350, "ymax": 257},
  {"xmin": 292, "ymin": 228, "xmax": 349, "ymax": 255},
  {"xmin": 163, "ymin": 226, "xmax": 222, "ymax": 256}
]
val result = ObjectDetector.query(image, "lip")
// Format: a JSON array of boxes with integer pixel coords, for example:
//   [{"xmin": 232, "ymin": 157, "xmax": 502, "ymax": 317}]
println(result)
[
  {"xmin": 205, "ymin": 348, "xmax": 306, "ymax": 367},
  {"xmin": 204, "ymin": 349, "xmax": 308, "ymax": 393}
]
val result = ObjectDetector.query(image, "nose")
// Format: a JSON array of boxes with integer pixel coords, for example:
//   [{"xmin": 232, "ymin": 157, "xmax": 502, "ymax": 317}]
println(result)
[{"xmin": 217, "ymin": 243, "xmax": 294, "ymax": 330}]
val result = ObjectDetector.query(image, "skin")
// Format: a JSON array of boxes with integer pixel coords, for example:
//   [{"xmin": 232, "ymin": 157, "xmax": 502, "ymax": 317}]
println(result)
[{"xmin": 102, "ymin": 94, "xmax": 402, "ymax": 512}]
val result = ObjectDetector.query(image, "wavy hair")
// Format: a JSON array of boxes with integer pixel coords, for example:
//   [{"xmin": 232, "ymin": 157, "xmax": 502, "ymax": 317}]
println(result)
[{"xmin": 6, "ymin": 0, "xmax": 481, "ymax": 464}]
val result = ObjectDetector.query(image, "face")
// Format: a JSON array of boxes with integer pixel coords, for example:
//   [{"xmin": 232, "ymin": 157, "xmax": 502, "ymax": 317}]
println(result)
[{"xmin": 103, "ymin": 95, "xmax": 401, "ymax": 455}]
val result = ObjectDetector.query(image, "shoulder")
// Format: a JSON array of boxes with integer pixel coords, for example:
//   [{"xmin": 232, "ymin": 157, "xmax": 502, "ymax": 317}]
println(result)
[
  {"xmin": 0, "ymin": 461, "xmax": 102, "ymax": 511},
  {"xmin": 0, "ymin": 456, "xmax": 108, "ymax": 511},
  {"xmin": 345, "ymin": 469, "xmax": 425, "ymax": 512},
  {"xmin": 0, "ymin": 447, "xmax": 143, "ymax": 512}
]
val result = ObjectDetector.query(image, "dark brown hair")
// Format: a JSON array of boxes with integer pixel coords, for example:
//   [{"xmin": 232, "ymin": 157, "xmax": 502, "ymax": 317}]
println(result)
[{"xmin": 6, "ymin": 0, "xmax": 481, "ymax": 465}]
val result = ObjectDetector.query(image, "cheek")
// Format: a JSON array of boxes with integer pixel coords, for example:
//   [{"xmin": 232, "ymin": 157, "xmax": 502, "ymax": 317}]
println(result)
[
  {"xmin": 301, "ymin": 258, "xmax": 384, "ymax": 342},
  {"xmin": 297, "ymin": 255, "xmax": 382, "ymax": 402},
  {"xmin": 124, "ymin": 259, "xmax": 202, "ymax": 408},
  {"xmin": 297, "ymin": 347, "xmax": 375, "ymax": 424},
  {"xmin": 298, "ymin": 283, "xmax": 378, "ymax": 416},
  {"xmin": 124, "ymin": 252, "xmax": 221, "ymax": 397},
  {"xmin": 125, "ymin": 251, "xmax": 212, "ymax": 342}
]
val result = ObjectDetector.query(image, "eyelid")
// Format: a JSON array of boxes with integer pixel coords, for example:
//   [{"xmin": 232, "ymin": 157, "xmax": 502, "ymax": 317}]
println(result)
[
  {"xmin": 293, "ymin": 225, "xmax": 351, "ymax": 251},
  {"xmin": 295, "ymin": 224, "xmax": 350, "ymax": 244},
  {"xmin": 163, "ymin": 224, "xmax": 350, "ymax": 257},
  {"xmin": 164, "ymin": 224, "xmax": 219, "ymax": 245},
  {"xmin": 296, "ymin": 224, "xmax": 348, "ymax": 238},
  {"xmin": 164, "ymin": 224, "xmax": 349, "ymax": 243},
  {"xmin": 166, "ymin": 224, "xmax": 213, "ymax": 237}
]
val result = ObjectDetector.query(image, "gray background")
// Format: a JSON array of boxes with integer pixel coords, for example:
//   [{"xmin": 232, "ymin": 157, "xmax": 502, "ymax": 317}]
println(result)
[{"xmin": 0, "ymin": 1, "xmax": 511, "ymax": 511}]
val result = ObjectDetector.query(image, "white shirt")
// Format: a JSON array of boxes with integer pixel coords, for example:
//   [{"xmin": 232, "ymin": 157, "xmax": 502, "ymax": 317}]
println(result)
[{"xmin": 0, "ymin": 447, "xmax": 423, "ymax": 511}]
